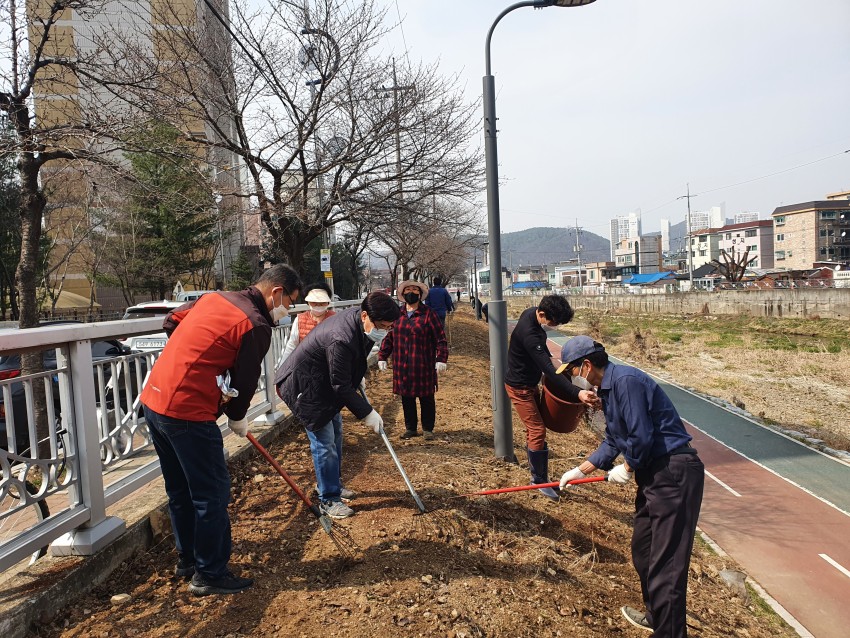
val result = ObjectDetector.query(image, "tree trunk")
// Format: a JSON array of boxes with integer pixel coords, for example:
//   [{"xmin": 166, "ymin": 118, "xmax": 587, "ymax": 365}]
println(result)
[{"xmin": 16, "ymin": 155, "xmax": 51, "ymax": 456}]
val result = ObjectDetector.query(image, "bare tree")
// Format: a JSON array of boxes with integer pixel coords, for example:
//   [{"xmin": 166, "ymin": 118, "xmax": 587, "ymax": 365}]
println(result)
[
  {"xmin": 101, "ymin": 0, "xmax": 483, "ymax": 274},
  {"xmin": 711, "ymin": 247, "xmax": 751, "ymax": 283}
]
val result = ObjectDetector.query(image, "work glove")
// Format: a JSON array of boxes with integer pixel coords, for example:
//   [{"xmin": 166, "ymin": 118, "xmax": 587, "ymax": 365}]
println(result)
[
  {"xmin": 358, "ymin": 377, "xmax": 366, "ymax": 395},
  {"xmin": 362, "ymin": 410, "xmax": 383, "ymax": 434},
  {"xmin": 607, "ymin": 464, "xmax": 634, "ymax": 484},
  {"xmin": 228, "ymin": 417, "xmax": 249, "ymax": 438},
  {"xmin": 378, "ymin": 360, "xmax": 388, "ymax": 372},
  {"xmin": 559, "ymin": 466, "xmax": 586, "ymax": 490},
  {"xmin": 435, "ymin": 362, "xmax": 447, "ymax": 374}
]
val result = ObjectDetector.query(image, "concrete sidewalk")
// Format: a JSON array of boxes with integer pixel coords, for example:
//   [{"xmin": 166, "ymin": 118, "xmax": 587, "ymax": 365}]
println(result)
[{"xmin": 0, "ymin": 414, "xmax": 296, "ymax": 638}]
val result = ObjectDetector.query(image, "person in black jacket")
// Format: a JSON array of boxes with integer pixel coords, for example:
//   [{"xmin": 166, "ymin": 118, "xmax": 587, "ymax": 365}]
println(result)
[
  {"xmin": 505, "ymin": 295, "xmax": 600, "ymax": 500},
  {"xmin": 275, "ymin": 292, "xmax": 400, "ymax": 519}
]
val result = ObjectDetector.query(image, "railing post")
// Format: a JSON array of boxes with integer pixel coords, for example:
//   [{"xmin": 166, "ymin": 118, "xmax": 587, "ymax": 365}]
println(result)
[
  {"xmin": 255, "ymin": 333, "xmax": 284, "ymax": 426},
  {"xmin": 51, "ymin": 338, "xmax": 125, "ymax": 556}
]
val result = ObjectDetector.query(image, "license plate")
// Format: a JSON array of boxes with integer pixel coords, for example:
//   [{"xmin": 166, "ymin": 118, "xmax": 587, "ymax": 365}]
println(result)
[{"xmin": 137, "ymin": 339, "xmax": 166, "ymax": 349}]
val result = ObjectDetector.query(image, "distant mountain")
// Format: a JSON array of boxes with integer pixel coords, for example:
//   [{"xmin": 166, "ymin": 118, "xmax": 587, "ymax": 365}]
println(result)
[{"xmin": 497, "ymin": 227, "xmax": 611, "ymax": 268}]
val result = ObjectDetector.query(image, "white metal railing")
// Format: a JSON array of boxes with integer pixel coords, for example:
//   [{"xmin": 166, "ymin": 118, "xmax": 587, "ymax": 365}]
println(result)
[{"xmin": 0, "ymin": 298, "xmax": 362, "ymax": 572}]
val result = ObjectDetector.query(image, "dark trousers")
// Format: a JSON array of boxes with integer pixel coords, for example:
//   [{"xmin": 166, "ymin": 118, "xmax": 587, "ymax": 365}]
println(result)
[
  {"xmin": 143, "ymin": 405, "xmax": 232, "ymax": 579},
  {"xmin": 401, "ymin": 395, "xmax": 436, "ymax": 432},
  {"xmin": 632, "ymin": 452, "xmax": 705, "ymax": 638}
]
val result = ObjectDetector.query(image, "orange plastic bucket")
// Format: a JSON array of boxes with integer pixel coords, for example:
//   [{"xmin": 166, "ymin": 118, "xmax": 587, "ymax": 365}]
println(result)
[{"xmin": 539, "ymin": 376, "xmax": 586, "ymax": 433}]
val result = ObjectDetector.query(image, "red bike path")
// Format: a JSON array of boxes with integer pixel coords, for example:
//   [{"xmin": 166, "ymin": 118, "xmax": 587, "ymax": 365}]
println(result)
[{"xmin": 687, "ymin": 422, "xmax": 849, "ymax": 637}]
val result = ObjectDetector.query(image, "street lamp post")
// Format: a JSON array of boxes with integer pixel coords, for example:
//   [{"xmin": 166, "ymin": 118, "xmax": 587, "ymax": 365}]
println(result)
[{"xmin": 483, "ymin": 0, "xmax": 597, "ymax": 461}]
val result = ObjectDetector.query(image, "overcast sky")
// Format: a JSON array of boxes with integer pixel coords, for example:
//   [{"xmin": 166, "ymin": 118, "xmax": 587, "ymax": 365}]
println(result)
[{"xmin": 378, "ymin": 0, "xmax": 850, "ymax": 237}]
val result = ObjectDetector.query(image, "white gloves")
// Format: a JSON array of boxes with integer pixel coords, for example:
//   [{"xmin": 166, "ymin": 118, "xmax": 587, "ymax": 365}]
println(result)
[
  {"xmin": 435, "ymin": 362, "xmax": 447, "ymax": 374},
  {"xmin": 362, "ymin": 409, "xmax": 383, "ymax": 434},
  {"xmin": 358, "ymin": 377, "xmax": 366, "ymax": 395},
  {"xmin": 607, "ymin": 464, "xmax": 634, "ymax": 484},
  {"xmin": 378, "ymin": 360, "xmax": 388, "ymax": 371},
  {"xmin": 228, "ymin": 417, "xmax": 249, "ymax": 438},
  {"xmin": 559, "ymin": 466, "xmax": 586, "ymax": 489}
]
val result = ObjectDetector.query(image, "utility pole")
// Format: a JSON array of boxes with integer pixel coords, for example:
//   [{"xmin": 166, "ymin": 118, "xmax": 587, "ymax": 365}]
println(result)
[
  {"xmin": 678, "ymin": 184, "xmax": 696, "ymax": 289},
  {"xmin": 376, "ymin": 59, "xmax": 415, "ymax": 201},
  {"xmin": 574, "ymin": 219, "xmax": 584, "ymax": 290}
]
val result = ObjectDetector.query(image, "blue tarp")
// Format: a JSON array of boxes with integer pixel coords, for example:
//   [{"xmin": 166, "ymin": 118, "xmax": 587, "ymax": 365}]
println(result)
[
  {"xmin": 621, "ymin": 272, "xmax": 674, "ymax": 285},
  {"xmin": 508, "ymin": 281, "xmax": 549, "ymax": 289}
]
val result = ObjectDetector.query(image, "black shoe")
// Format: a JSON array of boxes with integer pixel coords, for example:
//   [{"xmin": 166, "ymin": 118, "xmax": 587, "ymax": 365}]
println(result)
[
  {"xmin": 400, "ymin": 430, "xmax": 419, "ymax": 440},
  {"xmin": 423, "ymin": 431, "xmax": 435, "ymax": 441},
  {"xmin": 188, "ymin": 570, "xmax": 254, "ymax": 596},
  {"xmin": 175, "ymin": 558, "xmax": 195, "ymax": 579}
]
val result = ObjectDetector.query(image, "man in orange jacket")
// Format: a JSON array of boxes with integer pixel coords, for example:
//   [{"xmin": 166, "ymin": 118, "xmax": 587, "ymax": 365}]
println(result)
[{"xmin": 141, "ymin": 264, "xmax": 301, "ymax": 596}]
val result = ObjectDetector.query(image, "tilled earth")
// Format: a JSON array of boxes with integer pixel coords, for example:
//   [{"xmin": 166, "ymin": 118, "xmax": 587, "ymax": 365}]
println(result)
[{"xmin": 32, "ymin": 309, "xmax": 795, "ymax": 638}]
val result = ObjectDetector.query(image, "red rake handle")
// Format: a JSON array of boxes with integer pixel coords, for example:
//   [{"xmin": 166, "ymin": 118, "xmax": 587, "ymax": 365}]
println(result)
[
  {"xmin": 461, "ymin": 475, "xmax": 606, "ymax": 497},
  {"xmin": 246, "ymin": 432, "xmax": 318, "ymax": 512}
]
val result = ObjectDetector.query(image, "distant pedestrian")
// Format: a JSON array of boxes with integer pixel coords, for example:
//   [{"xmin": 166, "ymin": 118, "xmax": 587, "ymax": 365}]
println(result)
[
  {"xmin": 504, "ymin": 295, "xmax": 600, "ymax": 500},
  {"xmin": 275, "ymin": 292, "xmax": 401, "ymax": 519},
  {"xmin": 141, "ymin": 264, "xmax": 302, "ymax": 596},
  {"xmin": 481, "ymin": 302, "xmax": 489, "ymax": 324},
  {"xmin": 378, "ymin": 280, "xmax": 448, "ymax": 440},
  {"xmin": 424, "ymin": 276, "xmax": 454, "ymax": 325},
  {"xmin": 558, "ymin": 337, "xmax": 704, "ymax": 637},
  {"xmin": 456, "ymin": 289, "xmax": 461, "ymax": 302}
]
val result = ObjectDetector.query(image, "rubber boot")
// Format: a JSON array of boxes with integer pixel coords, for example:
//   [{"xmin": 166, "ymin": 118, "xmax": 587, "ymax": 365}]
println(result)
[{"xmin": 526, "ymin": 446, "xmax": 560, "ymax": 501}]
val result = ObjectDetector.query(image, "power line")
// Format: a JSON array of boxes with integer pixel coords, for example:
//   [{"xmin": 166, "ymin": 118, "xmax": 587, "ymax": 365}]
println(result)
[{"xmin": 692, "ymin": 149, "xmax": 850, "ymax": 197}]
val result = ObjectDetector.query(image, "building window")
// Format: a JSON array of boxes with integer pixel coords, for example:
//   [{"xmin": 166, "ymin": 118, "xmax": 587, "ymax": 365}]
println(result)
[
  {"xmin": 776, "ymin": 233, "xmax": 784, "ymax": 241},
  {"xmin": 820, "ymin": 247, "xmax": 827, "ymax": 255},
  {"xmin": 820, "ymin": 229, "xmax": 827, "ymax": 237},
  {"xmin": 745, "ymin": 229, "xmax": 757, "ymax": 237},
  {"xmin": 747, "ymin": 245, "xmax": 757, "ymax": 251},
  {"xmin": 589, "ymin": 271, "xmax": 595, "ymax": 280},
  {"xmin": 725, "ymin": 233, "xmax": 731, "ymax": 240},
  {"xmin": 820, "ymin": 211, "xmax": 837, "ymax": 220},
  {"xmin": 776, "ymin": 250, "xmax": 785, "ymax": 260},
  {"xmin": 775, "ymin": 216, "xmax": 786, "ymax": 225},
  {"xmin": 699, "ymin": 250, "xmax": 707, "ymax": 257}
]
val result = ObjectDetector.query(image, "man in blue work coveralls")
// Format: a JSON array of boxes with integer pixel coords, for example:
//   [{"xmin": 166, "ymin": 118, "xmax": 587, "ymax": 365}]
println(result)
[{"xmin": 558, "ymin": 336, "xmax": 704, "ymax": 637}]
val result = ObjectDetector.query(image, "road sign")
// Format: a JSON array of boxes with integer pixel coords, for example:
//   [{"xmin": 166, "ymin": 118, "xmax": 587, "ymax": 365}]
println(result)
[{"xmin": 320, "ymin": 249, "xmax": 331, "ymax": 272}]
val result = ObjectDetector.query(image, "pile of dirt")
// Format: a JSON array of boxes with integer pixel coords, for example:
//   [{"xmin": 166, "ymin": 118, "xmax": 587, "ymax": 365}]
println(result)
[{"xmin": 32, "ymin": 309, "xmax": 794, "ymax": 638}]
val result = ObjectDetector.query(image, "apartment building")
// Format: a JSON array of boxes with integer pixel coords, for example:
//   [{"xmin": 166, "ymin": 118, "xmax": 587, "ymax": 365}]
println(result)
[
  {"xmin": 609, "ymin": 212, "xmax": 641, "ymax": 260},
  {"xmin": 717, "ymin": 220, "xmax": 774, "ymax": 269},
  {"xmin": 772, "ymin": 199, "xmax": 850, "ymax": 269},
  {"xmin": 614, "ymin": 235, "xmax": 661, "ymax": 274},
  {"xmin": 689, "ymin": 228, "xmax": 722, "ymax": 270},
  {"xmin": 29, "ymin": 0, "xmax": 246, "ymax": 303}
]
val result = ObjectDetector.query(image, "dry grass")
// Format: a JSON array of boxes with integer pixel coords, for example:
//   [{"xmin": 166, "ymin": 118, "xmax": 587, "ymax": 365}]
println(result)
[{"xmin": 502, "ymin": 297, "xmax": 850, "ymax": 451}]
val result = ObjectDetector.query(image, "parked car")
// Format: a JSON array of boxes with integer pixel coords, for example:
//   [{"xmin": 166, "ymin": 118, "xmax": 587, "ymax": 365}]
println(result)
[
  {"xmin": 0, "ymin": 323, "xmax": 143, "ymax": 451},
  {"xmin": 120, "ymin": 300, "xmax": 184, "ymax": 351},
  {"xmin": 175, "ymin": 290, "xmax": 217, "ymax": 302}
]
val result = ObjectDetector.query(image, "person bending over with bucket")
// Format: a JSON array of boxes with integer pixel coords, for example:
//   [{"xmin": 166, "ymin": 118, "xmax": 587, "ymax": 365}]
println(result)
[
  {"xmin": 504, "ymin": 295, "xmax": 600, "ymax": 500},
  {"xmin": 558, "ymin": 336, "xmax": 704, "ymax": 637},
  {"xmin": 274, "ymin": 292, "xmax": 401, "ymax": 519}
]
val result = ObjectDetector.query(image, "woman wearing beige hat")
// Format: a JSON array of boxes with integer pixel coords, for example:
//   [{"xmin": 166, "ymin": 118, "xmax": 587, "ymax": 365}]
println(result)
[{"xmin": 378, "ymin": 280, "xmax": 448, "ymax": 440}]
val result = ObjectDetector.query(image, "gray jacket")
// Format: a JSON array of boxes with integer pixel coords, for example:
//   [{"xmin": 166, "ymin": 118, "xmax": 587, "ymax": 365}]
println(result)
[{"xmin": 274, "ymin": 307, "xmax": 373, "ymax": 430}]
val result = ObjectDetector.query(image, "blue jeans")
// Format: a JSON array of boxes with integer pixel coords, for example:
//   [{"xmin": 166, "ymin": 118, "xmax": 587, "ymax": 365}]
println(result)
[
  {"xmin": 306, "ymin": 412, "xmax": 343, "ymax": 502},
  {"xmin": 143, "ymin": 405, "xmax": 232, "ymax": 579}
]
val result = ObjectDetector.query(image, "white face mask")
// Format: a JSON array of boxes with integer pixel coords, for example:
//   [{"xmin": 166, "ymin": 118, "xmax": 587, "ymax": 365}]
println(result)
[
  {"xmin": 366, "ymin": 327, "xmax": 388, "ymax": 343},
  {"xmin": 271, "ymin": 290, "xmax": 289, "ymax": 323},
  {"xmin": 571, "ymin": 363, "xmax": 594, "ymax": 391},
  {"xmin": 310, "ymin": 304, "xmax": 329, "ymax": 316}
]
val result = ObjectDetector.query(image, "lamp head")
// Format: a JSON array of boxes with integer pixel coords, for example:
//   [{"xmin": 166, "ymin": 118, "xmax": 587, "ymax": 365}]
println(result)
[{"xmin": 553, "ymin": 0, "xmax": 597, "ymax": 6}]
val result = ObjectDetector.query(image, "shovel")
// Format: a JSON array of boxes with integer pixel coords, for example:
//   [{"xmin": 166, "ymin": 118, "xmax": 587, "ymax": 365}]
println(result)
[{"xmin": 358, "ymin": 386, "xmax": 427, "ymax": 514}]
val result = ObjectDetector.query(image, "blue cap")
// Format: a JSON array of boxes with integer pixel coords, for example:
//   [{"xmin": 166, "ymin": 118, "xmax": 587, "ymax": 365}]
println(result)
[{"xmin": 560, "ymin": 336, "xmax": 605, "ymax": 368}]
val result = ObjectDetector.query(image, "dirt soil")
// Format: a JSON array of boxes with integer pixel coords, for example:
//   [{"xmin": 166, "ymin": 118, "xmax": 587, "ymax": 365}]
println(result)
[{"xmin": 31, "ymin": 309, "xmax": 795, "ymax": 638}]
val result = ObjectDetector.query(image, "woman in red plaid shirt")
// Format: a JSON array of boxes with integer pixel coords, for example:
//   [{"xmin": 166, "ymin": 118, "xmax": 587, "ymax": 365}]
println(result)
[{"xmin": 377, "ymin": 280, "xmax": 448, "ymax": 440}]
